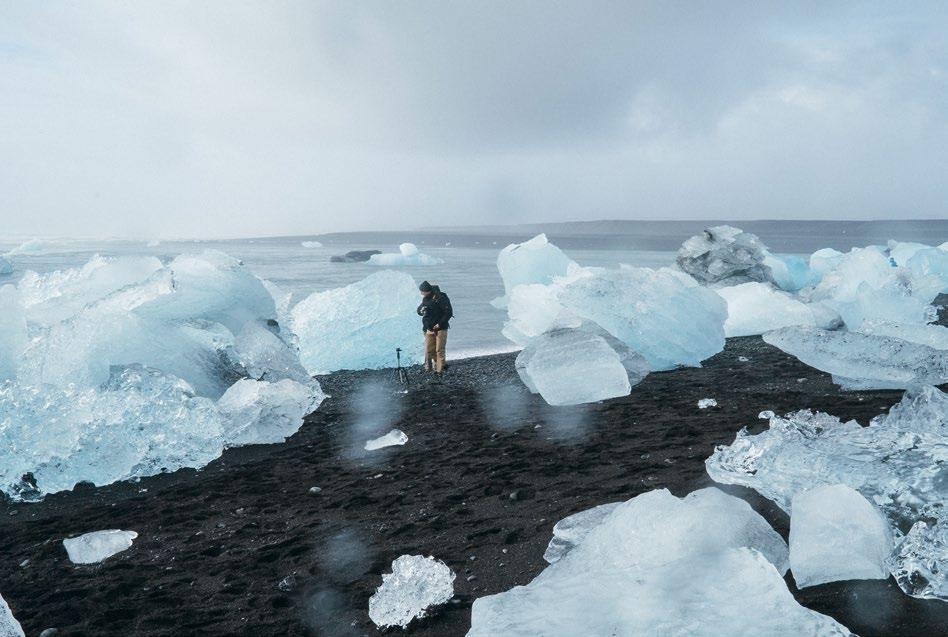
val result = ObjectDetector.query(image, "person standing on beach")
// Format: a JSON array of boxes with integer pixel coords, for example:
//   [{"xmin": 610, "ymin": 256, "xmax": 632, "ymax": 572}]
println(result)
[{"xmin": 417, "ymin": 281, "xmax": 453, "ymax": 374}]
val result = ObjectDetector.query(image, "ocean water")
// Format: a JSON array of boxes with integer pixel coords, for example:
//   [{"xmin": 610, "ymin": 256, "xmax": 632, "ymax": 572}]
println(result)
[{"xmin": 2, "ymin": 219, "xmax": 945, "ymax": 359}]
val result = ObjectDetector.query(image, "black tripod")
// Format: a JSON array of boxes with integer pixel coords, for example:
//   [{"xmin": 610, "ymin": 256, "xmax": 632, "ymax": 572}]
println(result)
[{"xmin": 394, "ymin": 347, "xmax": 409, "ymax": 387}]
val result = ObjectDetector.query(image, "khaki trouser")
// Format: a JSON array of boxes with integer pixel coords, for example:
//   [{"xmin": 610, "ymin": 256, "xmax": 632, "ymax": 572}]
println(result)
[{"xmin": 424, "ymin": 330, "xmax": 448, "ymax": 372}]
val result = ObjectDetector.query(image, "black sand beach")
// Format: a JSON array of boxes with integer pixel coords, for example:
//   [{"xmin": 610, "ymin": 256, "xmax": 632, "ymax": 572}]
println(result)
[{"xmin": 2, "ymin": 335, "xmax": 946, "ymax": 636}]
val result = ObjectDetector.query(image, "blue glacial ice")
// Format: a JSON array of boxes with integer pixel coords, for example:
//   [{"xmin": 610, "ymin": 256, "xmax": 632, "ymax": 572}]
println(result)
[
  {"xmin": 493, "ymin": 234, "xmax": 575, "ymax": 307},
  {"xmin": 368, "ymin": 243, "xmax": 443, "ymax": 266},
  {"xmin": 291, "ymin": 270, "xmax": 423, "ymax": 373},
  {"xmin": 469, "ymin": 488, "xmax": 852, "ymax": 637},
  {"xmin": 718, "ymin": 282, "xmax": 840, "ymax": 337},
  {"xmin": 706, "ymin": 385, "xmax": 948, "ymax": 600},
  {"xmin": 858, "ymin": 319, "xmax": 948, "ymax": 350},
  {"xmin": 514, "ymin": 326, "xmax": 648, "ymax": 406},
  {"xmin": 0, "ymin": 251, "xmax": 323, "ymax": 500},
  {"xmin": 764, "ymin": 253, "xmax": 817, "ymax": 292},
  {"xmin": 0, "ymin": 257, "xmax": 11, "ymax": 276},
  {"xmin": 789, "ymin": 484, "xmax": 893, "ymax": 588},
  {"xmin": 763, "ymin": 325, "xmax": 948, "ymax": 389}
]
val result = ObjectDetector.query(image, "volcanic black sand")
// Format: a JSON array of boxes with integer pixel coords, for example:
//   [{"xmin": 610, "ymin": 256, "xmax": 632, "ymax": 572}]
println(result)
[{"xmin": 2, "ymin": 337, "xmax": 947, "ymax": 636}]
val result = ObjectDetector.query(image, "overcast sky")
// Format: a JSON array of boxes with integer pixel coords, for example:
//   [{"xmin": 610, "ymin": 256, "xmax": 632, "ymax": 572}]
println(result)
[{"xmin": 1, "ymin": 1, "xmax": 946, "ymax": 238}]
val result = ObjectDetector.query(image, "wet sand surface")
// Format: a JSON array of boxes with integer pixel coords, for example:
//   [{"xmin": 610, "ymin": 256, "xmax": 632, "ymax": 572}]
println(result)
[{"xmin": 1, "ymin": 335, "xmax": 946, "ymax": 636}]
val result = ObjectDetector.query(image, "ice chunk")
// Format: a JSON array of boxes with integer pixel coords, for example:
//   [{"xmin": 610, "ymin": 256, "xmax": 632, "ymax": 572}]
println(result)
[
  {"xmin": 301, "ymin": 240, "xmax": 322, "ymax": 248},
  {"xmin": 888, "ymin": 513, "xmax": 947, "ymax": 600},
  {"xmin": 557, "ymin": 266, "xmax": 727, "ymax": 370},
  {"xmin": 764, "ymin": 253, "xmax": 815, "ymax": 291},
  {"xmin": 804, "ymin": 246, "xmax": 942, "ymax": 328},
  {"xmin": 718, "ymin": 282, "xmax": 840, "ymax": 337},
  {"xmin": 330, "ymin": 249, "xmax": 381, "ymax": 263},
  {"xmin": 63, "ymin": 529, "xmax": 138, "ymax": 564},
  {"xmin": 291, "ymin": 270, "xmax": 423, "ymax": 373},
  {"xmin": 0, "ymin": 257, "xmax": 11, "ymax": 276},
  {"xmin": 217, "ymin": 378, "xmax": 323, "ymax": 446},
  {"xmin": 0, "ymin": 250, "xmax": 323, "ymax": 501},
  {"xmin": 368, "ymin": 555, "xmax": 455, "ymax": 629},
  {"xmin": 763, "ymin": 325, "xmax": 948, "ymax": 389},
  {"xmin": 515, "ymin": 327, "xmax": 645, "ymax": 405},
  {"xmin": 887, "ymin": 240, "xmax": 931, "ymax": 266},
  {"xmin": 502, "ymin": 281, "xmax": 578, "ymax": 344},
  {"xmin": 0, "ymin": 594, "xmax": 24, "ymax": 637},
  {"xmin": 809, "ymin": 248, "xmax": 845, "ymax": 279},
  {"xmin": 364, "ymin": 429, "xmax": 408, "ymax": 451},
  {"xmin": 789, "ymin": 484, "xmax": 892, "ymax": 588},
  {"xmin": 698, "ymin": 398, "xmax": 718, "ymax": 409},
  {"xmin": 368, "ymin": 243, "xmax": 443, "ymax": 266},
  {"xmin": 494, "ymin": 234, "xmax": 575, "ymax": 307},
  {"xmin": 706, "ymin": 386, "xmax": 948, "ymax": 599},
  {"xmin": 469, "ymin": 489, "xmax": 851, "ymax": 637},
  {"xmin": 543, "ymin": 501, "xmax": 622, "ymax": 564},
  {"xmin": 676, "ymin": 225, "xmax": 774, "ymax": 285},
  {"xmin": 857, "ymin": 319, "xmax": 948, "ymax": 350}
]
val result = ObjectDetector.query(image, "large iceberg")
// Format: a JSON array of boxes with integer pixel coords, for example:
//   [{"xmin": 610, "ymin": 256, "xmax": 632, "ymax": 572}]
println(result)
[
  {"xmin": 0, "ymin": 594, "xmax": 24, "ymax": 637},
  {"xmin": 493, "ymin": 234, "xmax": 575, "ymax": 307},
  {"xmin": 718, "ymin": 282, "xmax": 840, "ymax": 337},
  {"xmin": 63, "ymin": 529, "xmax": 138, "ymax": 564},
  {"xmin": 469, "ymin": 488, "xmax": 852, "ymax": 636},
  {"xmin": 676, "ymin": 225, "xmax": 774, "ymax": 286},
  {"xmin": 368, "ymin": 243, "xmax": 443, "ymax": 266},
  {"xmin": 514, "ymin": 326, "xmax": 647, "ymax": 405},
  {"xmin": 706, "ymin": 385, "xmax": 948, "ymax": 599},
  {"xmin": 0, "ymin": 252, "xmax": 323, "ymax": 500},
  {"xmin": 763, "ymin": 325, "xmax": 948, "ymax": 389},
  {"xmin": 291, "ymin": 270, "xmax": 423, "ymax": 373},
  {"xmin": 368, "ymin": 555, "xmax": 455, "ymax": 629},
  {"xmin": 789, "ymin": 484, "xmax": 892, "ymax": 588}
]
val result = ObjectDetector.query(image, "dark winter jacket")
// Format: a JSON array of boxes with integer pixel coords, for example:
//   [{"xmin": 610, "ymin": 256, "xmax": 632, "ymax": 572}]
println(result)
[{"xmin": 417, "ymin": 286, "xmax": 453, "ymax": 332}]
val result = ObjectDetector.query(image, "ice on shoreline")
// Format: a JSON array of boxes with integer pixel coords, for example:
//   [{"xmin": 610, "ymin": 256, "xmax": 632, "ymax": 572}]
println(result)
[
  {"xmin": 470, "ymin": 488, "xmax": 851, "ymax": 636},
  {"xmin": 763, "ymin": 325, "xmax": 948, "ymax": 389},
  {"xmin": 365, "ymin": 429, "xmax": 408, "ymax": 451},
  {"xmin": 676, "ymin": 225, "xmax": 775, "ymax": 286},
  {"xmin": 369, "ymin": 555, "xmax": 455, "ymax": 629},
  {"xmin": 493, "ymin": 234, "xmax": 575, "ymax": 307},
  {"xmin": 63, "ymin": 529, "xmax": 138, "ymax": 564},
  {"xmin": 718, "ymin": 282, "xmax": 840, "ymax": 337},
  {"xmin": 789, "ymin": 484, "xmax": 892, "ymax": 588},
  {"xmin": 368, "ymin": 243, "xmax": 443, "ymax": 266},
  {"xmin": 291, "ymin": 270, "xmax": 423, "ymax": 373},
  {"xmin": 0, "ymin": 251, "xmax": 323, "ymax": 500},
  {"xmin": 706, "ymin": 385, "xmax": 948, "ymax": 600},
  {"xmin": 0, "ymin": 594, "xmax": 24, "ymax": 637}
]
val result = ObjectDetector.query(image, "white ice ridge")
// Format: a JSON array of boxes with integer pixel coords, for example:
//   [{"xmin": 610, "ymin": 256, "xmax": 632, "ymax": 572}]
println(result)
[
  {"xmin": 0, "ymin": 251, "xmax": 324, "ymax": 500},
  {"xmin": 0, "ymin": 594, "xmax": 24, "ymax": 637},
  {"xmin": 368, "ymin": 555, "xmax": 455, "ymax": 629},
  {"xmin": 789, "ymin": 484, "xmax": 892, "ymax": 588},
  {"xmin": 291, "ymin": 270, "xmax": 424, "ymax": 373},
  {"xmin": 469, "ymin": 488, "xmax": 852, "ymax": 637},
  {"xmin": 503, "ymin": 260, "xmax": 726, "ymax": 371},
  {"xmin": 368, "ymin": 242, "xmax": 443, "ymax": 266},
  {"xmin": 514, "ymin": 326, "xmax": 648, "ymax": 406},
  {"xmin": 706, "ymin": 385, "xmax": 948, "ymax": 600},
  {"xmin": 63, "ymin": 529, "xmax": 138, "ymax": 564},
  {"xmin": 365, "ymin": 429, "xmax": 408, "ymax": 451},
  {"xmin": 763, "ymin": 325, "xmax": 948, "ymax": 389},
  {"xmin": 492, "ymin": 234, "xmax": 575, "ymax": 307}
]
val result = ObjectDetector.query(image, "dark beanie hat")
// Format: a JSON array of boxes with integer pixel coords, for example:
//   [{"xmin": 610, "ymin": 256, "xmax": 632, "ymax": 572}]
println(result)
[{"xmin": 419, "ymin": 281, "xmax": 433, "ymax": 292}]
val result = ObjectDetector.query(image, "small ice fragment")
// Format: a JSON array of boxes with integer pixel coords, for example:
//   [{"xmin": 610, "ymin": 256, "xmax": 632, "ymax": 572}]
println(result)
[
  {"xmin": 300, "ymin": 240, "xmax": 322, "ymax": 248},
  {"xmin": 738, "ymin": 356, "xmax": 749, "ymax": 362},
  {"xmin": 758, "ymin": 410, "xmax": 775, "ymax": 420},
  {"xmin": 888, "ymin": 514, "xmax": 947, "ymax": 600},
  {"xmin": 368, "ymin": 243, "xmax": 443, "ymax": 266},
  {"xmin": 63, "ymin": 530, "xmax": 138, "ymax": 564},
  {"xmin": 365, "ymin": 429, "xmax": 408, "ymax": 451},
  {"xmin": 789, "ymin": 484, "xmax": 892, "ymax": 588},
  {"xmin": 0, "ymin": 594, "xmax": 24, "ymax": 637},
  {"xmin": 698, "ymin": 398, "xmax": 718, "ymax": 409},
  {"xmin": 368, "ymin": 555, "xmax": 455, "ymax": 628}
]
